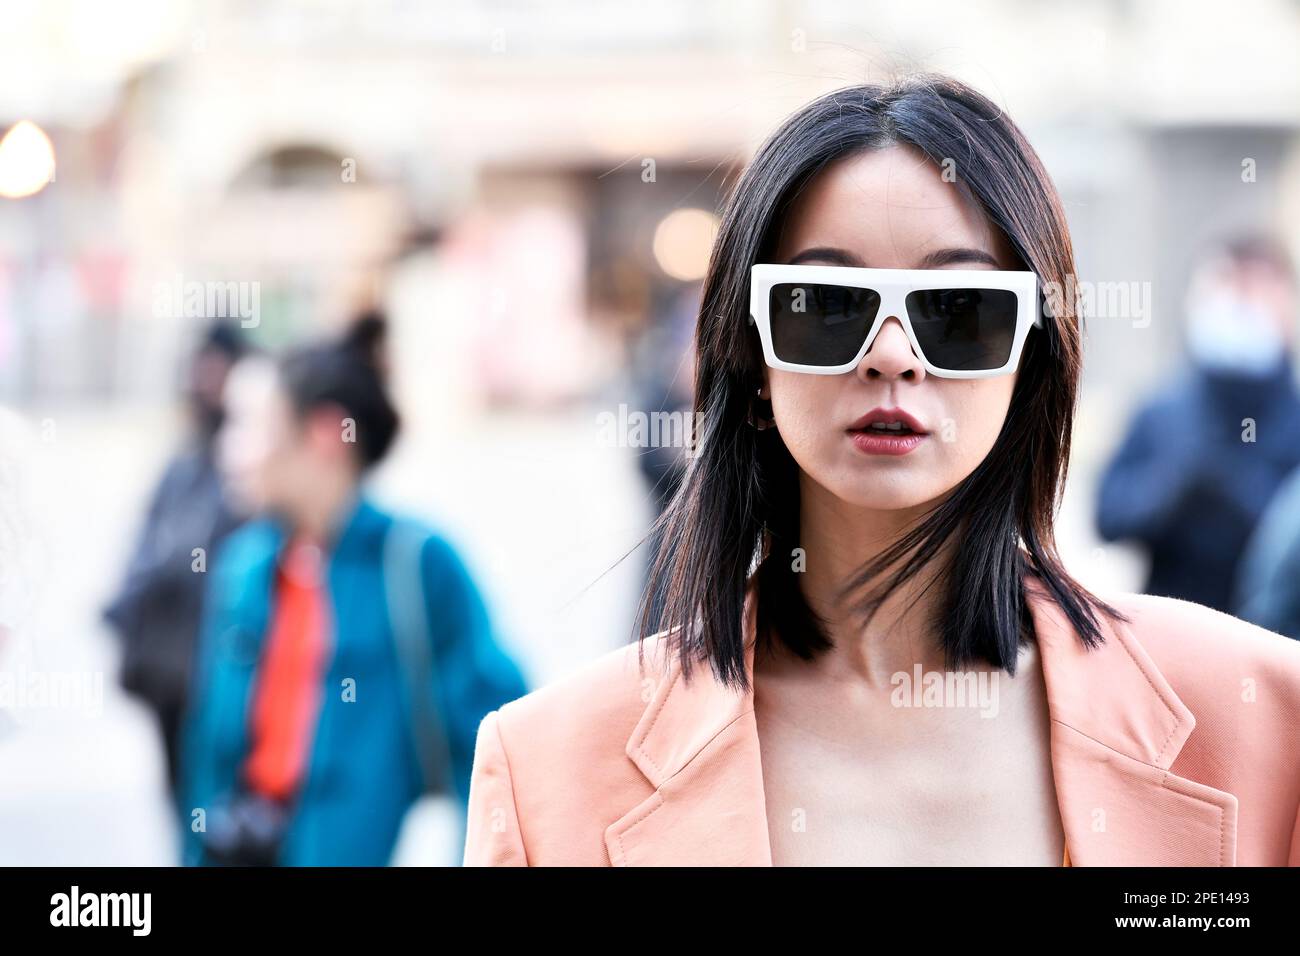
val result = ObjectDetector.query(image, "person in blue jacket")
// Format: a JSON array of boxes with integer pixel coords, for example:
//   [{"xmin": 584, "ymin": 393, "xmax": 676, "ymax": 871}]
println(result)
[
  {"xmin": 176, "ymin": 312, "xmax": 528, "ymax": 866},
  {"xmin": 1095, "ymin": 234, "xmax": 1300, "ymax": 613}
]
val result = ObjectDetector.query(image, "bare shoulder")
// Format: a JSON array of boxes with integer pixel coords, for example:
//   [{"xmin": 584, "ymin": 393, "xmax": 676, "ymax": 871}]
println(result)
[{"xmin": 1100, "ymin": 590, "xmax": 1300, "ymax": 700}]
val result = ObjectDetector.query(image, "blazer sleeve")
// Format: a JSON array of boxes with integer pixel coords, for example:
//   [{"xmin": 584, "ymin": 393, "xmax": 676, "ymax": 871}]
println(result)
[{"xmin": 463, "ymin": 709, "xmax": 528, "ymax": 866}]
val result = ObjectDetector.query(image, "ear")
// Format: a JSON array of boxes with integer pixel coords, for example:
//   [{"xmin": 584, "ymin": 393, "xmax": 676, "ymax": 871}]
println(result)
[{"xmin": 749, "ymin": 375, "xmax": 776, "ymax": 431}]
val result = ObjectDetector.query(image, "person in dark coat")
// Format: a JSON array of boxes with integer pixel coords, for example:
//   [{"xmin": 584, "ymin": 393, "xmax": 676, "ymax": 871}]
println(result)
[
  {"xmin": 1096, "ymin": 234, "xmax": 1300, "ymax": 612},
  {"xmin": 104, "ymin": 321, "xmax": 250, "ymax": 796}
]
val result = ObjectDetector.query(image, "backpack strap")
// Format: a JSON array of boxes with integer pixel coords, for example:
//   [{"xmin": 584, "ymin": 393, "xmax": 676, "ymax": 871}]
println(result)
[{"xmin": 382, "ymin": 518, "xmax": 452, "ymax": 796}]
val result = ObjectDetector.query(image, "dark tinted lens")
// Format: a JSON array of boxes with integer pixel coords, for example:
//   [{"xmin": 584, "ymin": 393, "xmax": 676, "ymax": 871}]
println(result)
[
  {"xmin": 904, "ymin": 288, "xmax": 1018, "ymax": 371},
  {"xmin": 769, "ymin": 283, "xmax": 881, "ymax": 366}
]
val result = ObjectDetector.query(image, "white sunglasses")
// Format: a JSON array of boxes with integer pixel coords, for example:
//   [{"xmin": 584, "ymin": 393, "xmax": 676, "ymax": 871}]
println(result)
[{"xmin": 749, "ymin": 264, "xmax": 1042, "ymax": 378}]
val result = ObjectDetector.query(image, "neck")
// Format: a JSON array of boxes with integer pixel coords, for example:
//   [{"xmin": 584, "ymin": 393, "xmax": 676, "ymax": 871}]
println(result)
[
  {"xmin": 283, "ymin": 467, "xmax": 360, "ymax": 544},
  {"xmin": 795, "ymin": 475, "xmax": 953, "ymax": 686}
]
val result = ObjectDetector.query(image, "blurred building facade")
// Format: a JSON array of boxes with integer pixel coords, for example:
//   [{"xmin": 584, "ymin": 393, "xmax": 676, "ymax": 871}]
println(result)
[{"xmin": 1, "ymin": 0, "xmax": 1297, "ymax": 410}]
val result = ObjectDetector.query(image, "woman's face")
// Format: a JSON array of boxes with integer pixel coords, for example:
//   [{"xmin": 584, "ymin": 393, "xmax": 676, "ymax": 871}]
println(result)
[{"xmin": 765, "ymin": 144, "xmax": 1022, "ymax": 513}]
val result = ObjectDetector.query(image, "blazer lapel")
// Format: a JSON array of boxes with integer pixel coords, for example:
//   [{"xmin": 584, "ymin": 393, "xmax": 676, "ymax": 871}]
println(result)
[
  {"xmin": 606, "ymin": 577, "xmax": 1238, "ymax": 866},
  {"xmin": 605, "ymin": 593, "xmax": 771, "ymax": 866},
  {"xmin": 1027, "ymin": 575, "xmax": 1238, "ymax": 866}
]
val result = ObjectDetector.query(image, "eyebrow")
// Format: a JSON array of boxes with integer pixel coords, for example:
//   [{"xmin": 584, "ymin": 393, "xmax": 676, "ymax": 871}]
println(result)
[{"xmin": 785, "ymin": 246, "xmax": 1002, "ymax": 269}]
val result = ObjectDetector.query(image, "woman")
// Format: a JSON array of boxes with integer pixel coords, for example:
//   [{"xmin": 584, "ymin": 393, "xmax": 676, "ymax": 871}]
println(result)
[
  {"xmin": 463, "ymin": 75, "xmax": 1300, "ymax": 866},
  {"xmin": 178, "ymin": 314, "xmax": 528, "ymax": 865}
]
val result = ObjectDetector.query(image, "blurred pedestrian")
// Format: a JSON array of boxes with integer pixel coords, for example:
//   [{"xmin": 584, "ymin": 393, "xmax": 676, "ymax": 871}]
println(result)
[
  {"xmin": 1096, "ymin": 234, "xmax": 1300, "ymax": 611},
  {"xmin": 1235, "ymin": 464, "xmax": 1300, "ymax": 640},
  {"xmin": 629, "ymin": 281, "xmax": 699, "ymax": 634},
  {"xmin": 178, "ymin": 312, "xmax": 527, "ymax": 866},
  {"xmin": 103, "ymin": 319, "xmax": 250, "ymax": 798}
]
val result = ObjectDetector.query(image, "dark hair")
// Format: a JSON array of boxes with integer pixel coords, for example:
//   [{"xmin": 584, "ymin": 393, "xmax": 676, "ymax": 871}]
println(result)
[
  {"xmin": 638, "ymin": 74, "xmax": 1128, "ymax": 693},
  {"xmin": 199, "ymin": 319, "xmax": 250, "ymax": 361},
  {"xmin": 277, "ymin": 310, "xmax": 400, "ymax": 468}
]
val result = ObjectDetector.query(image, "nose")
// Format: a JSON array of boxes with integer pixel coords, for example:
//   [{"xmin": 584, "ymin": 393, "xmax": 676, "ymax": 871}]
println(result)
[{"xmin": 857, "ymin": 315, "xmax": 925, "ymax": 382}]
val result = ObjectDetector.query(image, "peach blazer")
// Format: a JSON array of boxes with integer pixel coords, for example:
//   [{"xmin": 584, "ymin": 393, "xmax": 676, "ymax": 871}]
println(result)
[{"xmin": 463, "ymin": 575, "xmax": 1300, "ymax": 866}]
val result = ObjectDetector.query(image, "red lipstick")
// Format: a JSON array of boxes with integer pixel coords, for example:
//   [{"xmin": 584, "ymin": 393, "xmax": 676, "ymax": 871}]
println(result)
[{"xmin": 846, "ymin": 406, "xmax": 929, "ymax": 457}]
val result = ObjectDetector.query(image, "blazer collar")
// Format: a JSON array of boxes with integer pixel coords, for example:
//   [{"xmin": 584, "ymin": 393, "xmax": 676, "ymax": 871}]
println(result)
[{"xmin": 605, "ymin": 574, "xmax": 1238, "ymax": 866}]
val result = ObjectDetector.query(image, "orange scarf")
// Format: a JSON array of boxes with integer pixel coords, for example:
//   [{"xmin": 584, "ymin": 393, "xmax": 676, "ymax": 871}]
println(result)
[{"xmin": 243, "ymin": 539, "xmax": 332, "ymax": 801}]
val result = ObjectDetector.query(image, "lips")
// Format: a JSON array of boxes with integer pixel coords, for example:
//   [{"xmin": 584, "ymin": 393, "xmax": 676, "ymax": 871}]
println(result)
[{"xmin": 847, "ymin": 407, "xmax": 929, "ymax": 435}]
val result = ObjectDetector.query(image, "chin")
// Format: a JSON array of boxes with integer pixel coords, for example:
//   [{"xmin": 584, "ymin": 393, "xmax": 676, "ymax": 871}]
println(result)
[
  {"xmin": 818, "ymin": 468, "xmax": 947, "ymax": 512},
  {"xmin": 835, "ymin": 486, "xmax": 938, "ymax": 511}
]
